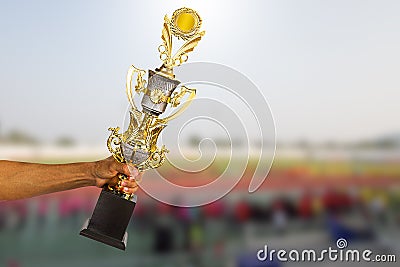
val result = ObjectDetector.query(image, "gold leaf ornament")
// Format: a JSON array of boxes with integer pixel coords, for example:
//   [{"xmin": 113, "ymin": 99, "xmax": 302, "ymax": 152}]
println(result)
[
  {"xmin": 158, "ymin": 15, "xmax": 173, "ymax": 65},
  {"xmin": 172, "ymin": 31, "xmax": 205, "ymax": 66}
]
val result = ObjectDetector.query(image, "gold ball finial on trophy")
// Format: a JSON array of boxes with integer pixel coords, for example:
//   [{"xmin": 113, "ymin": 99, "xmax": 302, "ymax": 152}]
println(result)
[
  {"xmin": 170, "ymin": 7, "xmax": 202, "ymax": 40},
  {"xmin": 158, "ymin": 7, "xmax": 205, "ymax": 75}
]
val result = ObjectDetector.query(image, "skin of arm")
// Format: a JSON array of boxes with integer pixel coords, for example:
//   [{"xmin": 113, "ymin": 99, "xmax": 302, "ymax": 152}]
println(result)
[{"xmin": 0, "ymin": 156, "xmax": 141, "ymax": 200}]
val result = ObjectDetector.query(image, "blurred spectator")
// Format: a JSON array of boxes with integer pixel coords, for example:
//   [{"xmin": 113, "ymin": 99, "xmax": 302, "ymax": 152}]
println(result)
[
  {"xmin": 37, "ymin": 197, "xmax": 49, "ymax": 230},
  {"xmin": 234, "ymin": 199, "xmax": 251, "ymax": 223},
  {"xmin": 271, "ymin": 198, "xmax": 288, "ymax": 234},
  {"xmin": 298, "ymin": 190, "xmax": 314, "ymax": 222},
  {"xmin": 326, "ymin": 213, "xmax": 374, "ymax": 242},
  {"xmin": 368, "ymin": 191, "xmax": 388, "ymax": 225},
  {"xmin": 322, "ymin": 188, "xmax": 352, "ymax": 214},
  {"xmin": 6, "ymin": 259, "xmax": 20, "ymax": 267},
  {"xmin": 0, "ymin": 201, "xmax": 6, "ymax": 230},
  {"xmin": 153, "ymin": 202, "xmax": 175, "ymax": 253},
  {"xmin": 204, "ymin": 200, "xmax": 225, "ymax": 219},
  {"xmin": 174, "ymin": 203, "xmax": 191, "ymax": 250},
  {"xmin": 189, "ymin": 222, "xmax": 204, "ymax": 252},
  {"xmin": 153, "ymin": 219, "xmax": 174, "ymax": 254}
]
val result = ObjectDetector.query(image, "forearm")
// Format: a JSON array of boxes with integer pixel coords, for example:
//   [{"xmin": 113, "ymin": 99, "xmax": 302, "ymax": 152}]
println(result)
[{"xmin": 0, "ymin": 160, "xmax": 96, "ymax": 200}]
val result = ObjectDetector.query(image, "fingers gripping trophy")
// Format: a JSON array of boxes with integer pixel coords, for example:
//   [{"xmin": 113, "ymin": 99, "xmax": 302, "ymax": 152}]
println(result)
[{"xmin": 80, "ymin": 7, "xmax": 205, "ymax": 250}]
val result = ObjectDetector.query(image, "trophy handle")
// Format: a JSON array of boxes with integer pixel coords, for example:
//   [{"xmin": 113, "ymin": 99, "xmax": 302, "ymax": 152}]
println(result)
[
  {"xmin": 157, "ymin": 85, "xmax": 196, "ymax": 124},
  {"xmin": 107, "ymin": 127, "xmax": 124, "ymax": 163},
  {"xmin": 126, "ymin": 64, "xmax": 147, "ymax": 110}
]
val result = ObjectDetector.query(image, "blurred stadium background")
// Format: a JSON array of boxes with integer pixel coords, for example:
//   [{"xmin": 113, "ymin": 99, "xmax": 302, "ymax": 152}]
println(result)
[{"xmin": 0, "ymin": 136, "xmax": 399, "ymax": 267}]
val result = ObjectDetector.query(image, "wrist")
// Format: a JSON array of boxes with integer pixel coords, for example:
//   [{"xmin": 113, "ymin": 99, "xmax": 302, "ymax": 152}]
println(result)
[{"xmin": 85, "ymin": 161, "xmax": 98, "ymax": 186}]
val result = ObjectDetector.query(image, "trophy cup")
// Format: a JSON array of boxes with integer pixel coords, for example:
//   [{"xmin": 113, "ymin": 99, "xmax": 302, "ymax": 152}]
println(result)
[{"xmin": 80, "ymin": 7, "xmax": 205, "ymax": 250}]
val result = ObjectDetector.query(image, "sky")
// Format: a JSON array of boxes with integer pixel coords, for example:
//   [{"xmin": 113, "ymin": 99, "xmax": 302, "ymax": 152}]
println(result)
[{"xmin": 0, "ymin": 0, "xmax": 399, "ymax": 144}]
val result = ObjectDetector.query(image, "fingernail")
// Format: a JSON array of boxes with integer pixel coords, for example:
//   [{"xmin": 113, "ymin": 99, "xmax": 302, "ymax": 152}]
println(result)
[
  {"xmin": 129, "ymin": 176, "xmax": 135, "ymax": 181},
  {"xmin": 123, "ymin": 187, "xmax": 129, "ymax": 192},
  {"xmin": 121, "ymin": 181, "xmax": 127, "ymax": 186},
  {"xmin": 132, "ymin": 168, "xmax": 139, "ymax": 176}
]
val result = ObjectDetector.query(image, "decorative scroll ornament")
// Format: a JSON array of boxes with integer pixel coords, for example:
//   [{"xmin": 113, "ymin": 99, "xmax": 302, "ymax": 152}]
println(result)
[{"xmin": 107, "ymin": 127, "xmax": 124, "ymax": 163}]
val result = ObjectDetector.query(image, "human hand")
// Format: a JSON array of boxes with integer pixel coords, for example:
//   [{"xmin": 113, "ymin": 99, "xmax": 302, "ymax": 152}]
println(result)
[{"xmin": 91, "ymin": 156, "xmax": 142, "ymax": 194}]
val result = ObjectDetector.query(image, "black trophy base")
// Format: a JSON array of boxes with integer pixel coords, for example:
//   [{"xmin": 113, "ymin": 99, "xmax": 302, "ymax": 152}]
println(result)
[{"xmin": 80, "ymin": 188, "xmax": 137, "ymax": 250}]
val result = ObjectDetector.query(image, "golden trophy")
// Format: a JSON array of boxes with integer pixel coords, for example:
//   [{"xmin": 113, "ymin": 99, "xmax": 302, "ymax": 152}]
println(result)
[{"xmin": 80, "ymin": 7, "xmax": 205, "ymax": 250}]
